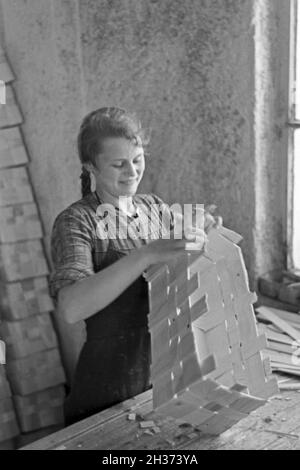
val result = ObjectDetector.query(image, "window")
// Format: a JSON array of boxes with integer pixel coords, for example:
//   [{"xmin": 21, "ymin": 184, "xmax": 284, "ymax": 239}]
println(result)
[{"xmin": 288, "ymin": 0, "xmax": 300, "ymax": 269}]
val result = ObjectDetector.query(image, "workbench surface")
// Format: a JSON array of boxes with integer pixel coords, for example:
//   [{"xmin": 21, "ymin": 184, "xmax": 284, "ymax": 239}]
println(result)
[{"xmin": 21, "ymin": 386, "xmax": 300, "ymax": 450}]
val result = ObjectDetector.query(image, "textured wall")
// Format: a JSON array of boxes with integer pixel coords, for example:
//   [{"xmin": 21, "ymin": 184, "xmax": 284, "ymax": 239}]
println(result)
[
  {"xmin": 80, "ymin": 0, "xmax": 256, "ymax": 266},
  {"xmin": 0, "ymin": 0, "xmax": 290, "ymax": 379},
  {"xmin": 253, "ymin": 0, "xmax": 290, "ymax": 277}
]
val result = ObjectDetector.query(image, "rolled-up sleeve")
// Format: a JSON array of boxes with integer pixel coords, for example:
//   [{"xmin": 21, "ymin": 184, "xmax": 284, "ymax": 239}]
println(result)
[{"xmin": 49, "ymin": 207, "xmax": 95, "ymax": 303}]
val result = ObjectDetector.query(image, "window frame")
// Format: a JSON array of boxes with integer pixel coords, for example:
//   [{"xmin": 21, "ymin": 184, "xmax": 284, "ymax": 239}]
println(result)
[{"xmin": 287, "ymin": 0, "xmax": 300, "ymax": 270}]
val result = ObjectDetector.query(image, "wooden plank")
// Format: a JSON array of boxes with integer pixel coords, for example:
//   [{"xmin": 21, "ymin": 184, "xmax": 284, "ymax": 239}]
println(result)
[
  {"xmin": 267, "ymin": 341, "xmax": 298, "ymax": 355},
  {"xmin": 257, "ymin": 306, "xmax": 300, "ymax": 343},
  {"xmin": 0, "ymin": 365, "xmax": 11, "ymax": 400},
  {"xmin": 20, "ymin": 387, "xmax": 300, "ymax": 450},
  {"xmin": 260, "ymin": 307, "xmax": 300, "ymax": 324},
  {"xmin": 13, "ymin": 386, "xmax": 65, "ymax": 433},
  {"xmin": 267, "ymin": 351, "xmax": 300, "ymax": 367},
  {"xmin": 0, "ymin": 313, "xmax": 58, "ymax": 360},
  {"xmin": 0, "ymin": 203, "xmax": 42, "ymax": 242},
  {"xmin": 278, "ymin": 382, "xmax": 300, "ymax": 390},
  {"xmin": 272, "ymin": 369, "xmax": 300, "ymax": 376},
  {"xmin": 0, "ymin": 47, "xmax": 14, "ymax": 83},
  {"xmin": 0, "ymin": 240, "xmax": 48, "ymax": 281},
  {"xmin": 257, "ymin": 315, "xmax": 300, "ymax": 333},
  {"xmin": 0, "ymin": 127, "xmax": 28, "ymax": 168},
  {"xmin": 148, "ymin": 271, "xmax": 169, "ymax": 313},
  {"xmin": 6, "ymin": 348, "xmax": 65, "ymax": 395},
  {"xmin": 0, "ymin": 397, "xmax": 19, "ymax": 443},
  {"xmin": 22, "ymin": 391, "xmax": 152, "ymax": 450},
  {"xmin": 257, "ymin": 323, "xmax": 295, "ymax": 345},
  {"xmin": 0, "ymin": 167, "xmax": 33, "ymax": 206},
  {"xmin": 271, "ymin": 362, "xmax": 300, "ymax": 371},
  {"xmin": 217, "ymin": 226, "xmax": 243, "ymax": 245},
  {"xmin": 0, "ymin": 85, "xmax": 23, "ymax": 128},
  {"xmin": 244, "ymin": 353, "xmax": 278, "ymax": 399},
  {"xmin": 192, "ymin": 264, "xmax": 225, "ymax": 331},
  {"xmin": 0, "ymin": 277, "xmax": 54, "ymax": 321}
]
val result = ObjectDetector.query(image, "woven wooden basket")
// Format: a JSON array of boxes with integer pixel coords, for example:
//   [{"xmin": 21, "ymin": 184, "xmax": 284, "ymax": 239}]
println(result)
[{"xmin": 144, "ymin": 226, "xmax": 278, "ymax": 435}]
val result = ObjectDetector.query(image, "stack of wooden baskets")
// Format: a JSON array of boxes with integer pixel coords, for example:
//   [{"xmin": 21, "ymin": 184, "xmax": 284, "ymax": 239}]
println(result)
[{"xmin": 0, "ymin": 45, "xmax": 66, "ymax": 447}]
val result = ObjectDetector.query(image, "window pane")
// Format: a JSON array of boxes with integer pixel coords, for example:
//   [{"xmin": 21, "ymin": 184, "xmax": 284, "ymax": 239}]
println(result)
[{"xmin": 293, "ymin": 129, "xmax": 300, "ymax": 268}]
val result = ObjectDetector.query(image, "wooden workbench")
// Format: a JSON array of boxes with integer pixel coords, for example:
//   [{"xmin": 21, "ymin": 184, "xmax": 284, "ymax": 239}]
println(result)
[{"xmin": 21, "ymin": 385, "xmax": 300, "ymax": 450}]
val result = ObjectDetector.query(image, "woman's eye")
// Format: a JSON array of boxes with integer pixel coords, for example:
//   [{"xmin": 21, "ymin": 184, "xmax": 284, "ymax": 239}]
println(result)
[{"xmin": 113, "ymin": 163, "xmax": 123, "ymax": 168}]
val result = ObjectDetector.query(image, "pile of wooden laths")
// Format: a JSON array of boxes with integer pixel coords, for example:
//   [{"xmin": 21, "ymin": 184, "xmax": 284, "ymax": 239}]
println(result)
[{"xmin": 256, "ymin": 306, "xmax": 300, "ymax": 385}]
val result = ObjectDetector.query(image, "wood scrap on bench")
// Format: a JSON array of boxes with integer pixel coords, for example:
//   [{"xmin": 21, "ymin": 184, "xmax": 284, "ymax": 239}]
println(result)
[{"xmin": 256, "ymin": 306, "xmax": 300, "ymax": 379}]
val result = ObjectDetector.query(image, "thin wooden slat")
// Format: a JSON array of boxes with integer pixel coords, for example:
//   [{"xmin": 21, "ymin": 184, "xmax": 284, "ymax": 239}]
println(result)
[
  {"xmin": 0, "ymin": 167, "xmax": 33, "ymax": 206},
  {"xmin": 0, "ymin": 85, "xmax": 22, "ymax": 128},
  {"xmin": 278, "ymin": 382, "xmax": 300, "ymax": 390},
  {"xmin": 268, "ymin": 341, "xmax": 298, "ymax": 355},
  {"xmin": 0, "ymin": 127, "xmax": 28, "ymax": 168},
  {"xmin": 0, "ymin": 365, "xmax": 11, "ymax": 400},
  {"xmin": 0, "ymin": 397, "xmax": 19, "ymax": 443},
  {"xmin": 257, "ymin": 315, "xmax": 300, "ymax": 333},
  {"xmin": 13, "ymin": 386, "xmax": 65, "ymax": 433},
  {"xmin": 0, "ymin": 203, "xmax": 42, "ymax": 242},
  {"xmin": 0, "ymin": 47, "xmax": 14, "ymax": 83},
  {"xmin": 0, "ymin": 240, "xmax": 48, "ymax": 281},
  {"xmin": 267, "ymin": 351, "xmax": 300, "ymax": 367},
  {"xmin": 0, "ymin": 313, "xmax": 58, "ymax": 360},
  {"xmin": 6, "ymin": 348, "xmax": 66, "ymax": 395},
  {"xmin": 260, "ymin": 307, "xmax": 300, "ymax": 324},
  {"xmin": 271, "ymin": 361, "xmax": 300, "ymax": 370},
  {"xmin": 0, "ymin": 277, "xmax": 53, "ymax": 320},
  {"xmin": 217, "ymin": 226, "xmax": 243, "ymax": 245},
  {"xmin": 271, "ymin": 366, "xmax": 300, "ymax": 376},
  {"xmin": 257, "ymin": 323, "xmax": 295, "ymax": 345},
  {"xmin": 257, "ymin": 306, "xmax": 300, "ymax": 342}
]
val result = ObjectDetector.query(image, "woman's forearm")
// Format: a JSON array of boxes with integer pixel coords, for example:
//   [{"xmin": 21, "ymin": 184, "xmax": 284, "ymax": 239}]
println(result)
[
  {"xmin": 57, "ymin": 235, "xmax": 197, "ymax": 324},
  {"xmin": 58, "ymin": 247, "xmax": 151, "ymax": 324}
]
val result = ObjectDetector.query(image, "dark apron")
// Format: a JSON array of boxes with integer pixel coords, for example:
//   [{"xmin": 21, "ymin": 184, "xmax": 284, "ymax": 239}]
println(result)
[{"xmin": 64, "ymin": 251, "xmax": 151, "ymax": 426}]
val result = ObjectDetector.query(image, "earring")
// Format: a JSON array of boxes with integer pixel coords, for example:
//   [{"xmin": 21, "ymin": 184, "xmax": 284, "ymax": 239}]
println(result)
[{"xmin": 90, "ymin": 172, "xmax": 96, "ymax": 192}]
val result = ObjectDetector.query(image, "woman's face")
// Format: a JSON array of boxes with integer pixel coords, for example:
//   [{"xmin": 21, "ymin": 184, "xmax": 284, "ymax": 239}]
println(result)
[{"xmin": 93, "ymin": 137, "xmax": 145, "ymax": 197}]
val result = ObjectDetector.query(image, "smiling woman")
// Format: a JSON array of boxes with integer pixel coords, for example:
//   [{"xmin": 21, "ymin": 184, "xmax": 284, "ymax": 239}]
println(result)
[
  {"xmin": 78, "ymin": 108, "xmax": 147, "ymax": 204},
  {"xmin": 89, "ymin": 137, "xmax": 145, "ymax": 202},
  {"xmin": 49, "ymin": 107, "xmax": 206, "ymax": 426}
]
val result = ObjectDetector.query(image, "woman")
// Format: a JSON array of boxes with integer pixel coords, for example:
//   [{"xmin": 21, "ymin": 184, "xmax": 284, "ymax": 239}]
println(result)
[{"xmin": 49, "ymin": 107, "xmax": 208, "ymax": 426}]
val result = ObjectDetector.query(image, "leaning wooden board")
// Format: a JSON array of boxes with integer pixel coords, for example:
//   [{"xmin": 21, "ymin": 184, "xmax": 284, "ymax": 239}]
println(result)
[{"xmin": 21, "ymin": 388, "xmax": 300, "ymax": 450}]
